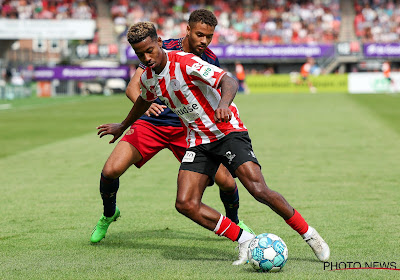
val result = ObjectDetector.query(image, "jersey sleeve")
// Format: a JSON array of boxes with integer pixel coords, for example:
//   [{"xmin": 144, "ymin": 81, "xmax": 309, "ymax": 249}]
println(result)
[
  {"xmin": 139, "ymin": 74, "xmax": 158, "ymax": 102},
  {"xmin": 185, "ymin": 55, "xmax": 226, "ymax": 89}
]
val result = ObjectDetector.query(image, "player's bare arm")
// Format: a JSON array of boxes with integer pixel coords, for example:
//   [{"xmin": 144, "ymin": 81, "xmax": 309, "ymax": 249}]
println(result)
[
  {"xmin": 97, "ymin": 96, "xmax": 152, "ymax": 143},
  {"xmin": 126, "ymin": 67, "xmax": 166, "ymax": 117},
  {"xmin": 214, "ymin": 74, "xmax": 239, "ymax": 123},
  {"xmin": 125, "ymin": 67, "xmax": 143, "ymax": 103}
]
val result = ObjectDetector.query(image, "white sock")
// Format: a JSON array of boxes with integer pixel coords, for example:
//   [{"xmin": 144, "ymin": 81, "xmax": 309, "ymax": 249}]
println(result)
[
  {"xmin": 238, "ymin": 230, "xmax": 255, "ymax": 244},
  {"xmin": 301, "ymin": 226, "xmax": 314, "ymax": 239}
]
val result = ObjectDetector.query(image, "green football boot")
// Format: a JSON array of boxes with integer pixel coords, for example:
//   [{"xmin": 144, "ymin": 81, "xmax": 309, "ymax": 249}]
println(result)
[
  {"xmin": 237, "ymin": 220, "xmax": 255, "ymax": 235},
  {"xmin": 90, "ymin": 206, "xmax": 120, "ymax": 243}
]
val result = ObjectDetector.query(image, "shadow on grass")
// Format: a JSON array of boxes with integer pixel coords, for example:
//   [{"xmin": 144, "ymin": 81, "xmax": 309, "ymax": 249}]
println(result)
[
  {"xmin": 93, "ymin": 227, "xmax": 228, "ymax": 243},
  {"xmin": 89, "ymin": 228, "xmax": 234, "ymax": 261},
  {"xmin": 87, "ymin": 229, "xmax": 323, "ymax": 264},
  {"xmin": 289, "ymin": 256, "xmax": 321, "ymax": 264}
]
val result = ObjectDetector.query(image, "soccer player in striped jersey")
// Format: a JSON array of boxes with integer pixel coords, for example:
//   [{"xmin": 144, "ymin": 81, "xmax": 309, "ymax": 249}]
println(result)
[
  {"xmin": 98, "ymin": 22, "xmax": 330, "ymax": 265},
  {"xmin": 91, "ymin": 10, "xmax": 254, "ymax": 245}
]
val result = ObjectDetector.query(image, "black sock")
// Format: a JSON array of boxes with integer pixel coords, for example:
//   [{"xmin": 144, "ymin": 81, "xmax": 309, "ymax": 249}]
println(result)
[
  {"xmin": 100, "ymin": 173, "xmax": 119, "ymax": 217},
  {"xmin": 219, "ymin": 184, "xmax": 239, "ymax": 224},
  {"xmin": 235, "ymin": 228, "xmax": 244, "ymax": 242}
]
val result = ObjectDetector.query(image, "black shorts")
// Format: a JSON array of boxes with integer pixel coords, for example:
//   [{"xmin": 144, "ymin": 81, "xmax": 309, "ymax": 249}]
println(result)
[{"xmin": 179, "ymin": 131, "xmax": 261, "ymax": 185}]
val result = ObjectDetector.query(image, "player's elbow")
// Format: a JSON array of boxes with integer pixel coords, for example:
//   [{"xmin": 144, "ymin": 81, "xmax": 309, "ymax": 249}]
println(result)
[
  {"xmin": 231, "ymin": 76, "xmax": 239, "ymax": 91},
  {"xmin": 220, "ymin": 74, "xmax": 239, "ymax": 92},
  {"xmin": 125, "ymin": 83, "xmax": 134, "ymax": 99}
]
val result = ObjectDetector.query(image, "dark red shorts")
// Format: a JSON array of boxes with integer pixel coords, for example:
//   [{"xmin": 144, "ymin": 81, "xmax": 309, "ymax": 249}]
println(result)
[{"xmin": 120, "ymin": 119, "xmax": 187, "ymax": 168}]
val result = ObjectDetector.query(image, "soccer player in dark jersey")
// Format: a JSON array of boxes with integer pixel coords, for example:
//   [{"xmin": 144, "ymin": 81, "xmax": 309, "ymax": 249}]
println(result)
[{"xmin": 91, "ymin": 9, "xmax": 254, "ymax": 244}]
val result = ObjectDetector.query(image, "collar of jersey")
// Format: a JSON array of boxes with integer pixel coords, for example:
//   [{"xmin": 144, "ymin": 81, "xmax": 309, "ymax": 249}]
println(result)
[{"xmin": 153, "ymin": 50, "xmax": 170, "ymax": 78}]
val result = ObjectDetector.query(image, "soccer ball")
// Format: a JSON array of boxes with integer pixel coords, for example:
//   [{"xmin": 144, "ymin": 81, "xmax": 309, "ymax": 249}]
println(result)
[{"xmin": 247, "ymin": 233, "xmax": 288, "ymax": 272}]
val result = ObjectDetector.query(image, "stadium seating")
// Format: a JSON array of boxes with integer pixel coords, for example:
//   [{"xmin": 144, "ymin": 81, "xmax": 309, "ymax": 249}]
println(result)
[
  {"xmin": 0, "ymin": 0, "xmax": 97, "ymax": 19},
  {"xmin": 110, "ymin": 0, "xmax": 341, "ymax": 44},
  {"xmin": 354, "ymin": 0, "xmax": 400, "ymax": 43}
]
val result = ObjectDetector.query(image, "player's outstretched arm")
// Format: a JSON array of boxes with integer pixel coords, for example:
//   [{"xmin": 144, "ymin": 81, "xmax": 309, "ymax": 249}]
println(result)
[
  {"xmin": 97, "ymin": 96, "xmax": 152, "ymax": 143},
  {"xmin": 125, "ymin": 67, "xmax": 143, "ymax": 103},
  {"xmin": 126, "ymin": 67, "xmax": 166, "ymax": 117},
  {"xmin": 214, "ymin": 74, "xmax": 239, "ymax": 123}
]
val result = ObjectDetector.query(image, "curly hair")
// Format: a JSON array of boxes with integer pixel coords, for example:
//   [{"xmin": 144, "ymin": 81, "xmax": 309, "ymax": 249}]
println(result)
[
  {"xmin": 127, "ymin": 22, "xmax": 157, "ymax": 45},
  {"xmin": 188, "ymin": 9, "xmax": 218, "ymax": 28}
]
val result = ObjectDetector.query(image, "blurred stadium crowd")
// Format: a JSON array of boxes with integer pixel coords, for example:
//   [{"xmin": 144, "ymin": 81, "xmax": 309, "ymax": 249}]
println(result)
[
  {"xmin": 0, "ymin": 0, "xmax": 96, "ymax": 19},
  {"xmin": 354, "ymin": 0, "xmax": 400, "ymax": 43},
  {"xmin": 1, "ymin": 0, "xmax": 399, "ymax": 44},
  {"xmin": 110, "ymin": 0, "xmax": 341, "ymax": 44}
]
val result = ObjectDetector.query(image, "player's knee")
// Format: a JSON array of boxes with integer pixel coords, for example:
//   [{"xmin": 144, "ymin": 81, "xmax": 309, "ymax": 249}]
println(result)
[
  {"xmin": 175, "ymin": 198, "xmax": 198, "ymax": 216},
  {"xmin": 248, "ymin": 182, "xmax": 271, "ymax": 201},
  {"xmin": 253, "ymin": 188, "xmax": 283, "ymax": 207},
  {"xmin": 250, "ymin": 186, "xmax": 266, "ymax": 200},
  {"xmin": 215, "ymin": 168, "xmax": 235, "ymax": 191},
  {"xmin": 215, "ymin": 177, "xmax": 236, "ymax": 192},
  {"xmin": 102, "ymin": 164, "xmax": 123, "ymax": 179}
]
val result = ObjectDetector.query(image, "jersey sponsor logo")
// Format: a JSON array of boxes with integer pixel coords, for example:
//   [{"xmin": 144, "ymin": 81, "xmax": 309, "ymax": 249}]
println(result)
[
  {"xmin": 149, "ymin": 85, "xmax": 156, "ymax": 94},
  {"xmin": 182, "ymin": 151, "xmax": 196, "ymax": 163},
  {"xmin": 192, "ymin": 62, "xmax": 214, "ymax": 78},
  {"xmin": 200, "ymin": 66, "xmax": 214, "ymax": 78},
  {"xmin": 172, "ymin": 102, "xmax": 201, "ymax": 121},
  {"xmin": 162, "ymin": 98, "xmax": 171, "ymax": 108},
  {"xmin": 192, "ymin": 63, "xmax": 203, "ymax": 71},
  {"xmin": 145, "ymin": 78, "xmax": 156, "ymax": 87},
  {"xmin": 225, "ymin": 151, "xmax": 236, "ymax": 164},
  {"xmin": 170, "ymin": 79, "xmax": 181, "ymax": 91},
  {"xmin": 145, "ymin": 78, "xmax": 157, "ymax": 94}
]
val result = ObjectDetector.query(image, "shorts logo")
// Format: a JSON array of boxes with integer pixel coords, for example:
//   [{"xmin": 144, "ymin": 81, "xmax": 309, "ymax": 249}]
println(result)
[
  {"xmin": 125, "ymin": 128, "xmax": 134, "ymax": 136},
  {"xmin": 170, "ymin": 79, "xmax": 181, "ymax": 91},
  {"xmin": 182, "ymin": 151, "xmax": 196, "ymax": 163},
  {"xmin": 225, "ymin": 151, "xmax": 236, "ymax": 164},
  {"xmin": 249, "ymin": 151, "xmax": 257, "ymax": 159}
]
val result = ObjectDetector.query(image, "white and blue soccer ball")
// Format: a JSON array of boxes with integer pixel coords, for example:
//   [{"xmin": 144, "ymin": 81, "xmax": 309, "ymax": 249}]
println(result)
[{"xmin": 247, "ymin": 233, "xmax": 288, "ymax": 272}]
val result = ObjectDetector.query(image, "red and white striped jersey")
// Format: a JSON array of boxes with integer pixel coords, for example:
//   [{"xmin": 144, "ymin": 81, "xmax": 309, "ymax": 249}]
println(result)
[{"xmin": 140, "ymin": 50, "xmax": 247, "ymax": 147}]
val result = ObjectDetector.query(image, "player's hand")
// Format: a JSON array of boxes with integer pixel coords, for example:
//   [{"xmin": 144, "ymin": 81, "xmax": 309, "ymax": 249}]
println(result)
[
  {"xmin": 214, "ymin": 106, "xmax": 232, "ymax": 123},
  {"xmin": 145, "ymin": 103, "xmax": 167, "ymax": 117},
  {"xmin": 97, "ymin": 123, "xmax": 126, "ymax": 144}
]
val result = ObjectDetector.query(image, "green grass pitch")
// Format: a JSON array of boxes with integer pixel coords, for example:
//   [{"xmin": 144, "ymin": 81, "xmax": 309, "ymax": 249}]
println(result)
[{"xmin": 0, "ymin": 93, "xmax": 399, "ymax": 279}]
